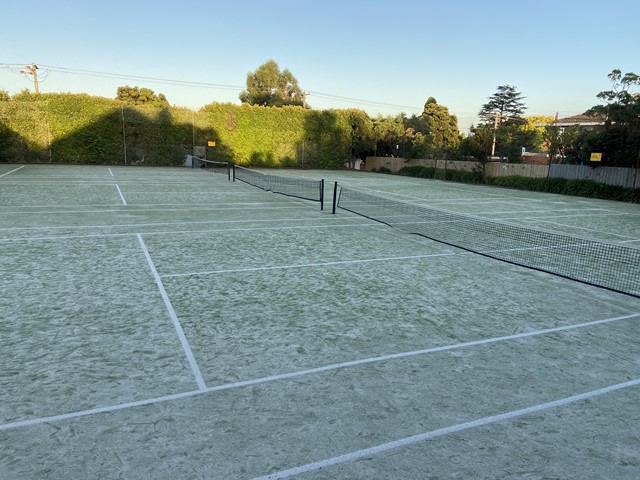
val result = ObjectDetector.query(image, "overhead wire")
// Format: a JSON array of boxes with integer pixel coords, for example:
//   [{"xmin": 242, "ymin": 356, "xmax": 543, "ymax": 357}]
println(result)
[{"xmin": 1, "ymin": 62, "xmax": 424, "ymax": 112}]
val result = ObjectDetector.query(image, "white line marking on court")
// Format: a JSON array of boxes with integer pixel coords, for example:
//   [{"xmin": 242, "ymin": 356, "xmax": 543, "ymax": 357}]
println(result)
[
  {"xmin": 1, "ymin": 311, "xmax": 637, "ymax": 432},
  {"xmin": 115, "ymin": 184, "xmax": 127, "ymax": 205},
  {"xmin": 161, "ymin": 253, "xmax": 458, "ymax": 278},
  {"xmin": 202, "ymin": 312, "xmax": 640, "ymax": 393},
  {"xmin": 0, "ymin": 223, "xmax": 384, "ymax": 243},
  {"xmin": 137, "ymin": 234, "xmax": 206, "ymax": 391},
  {"xmin": 0, "ymin": 389, "xmax": 201, "ymax": 431},
  {"xmin": 250, "ymin": 378, "xmax": 640, "ymax": 480},
  {"xmin": 108, "ymin": 168, "xmax": 114, "ymax": 177},
  {"xmin": 0, "ymin": 165, "xmax": 25, "ymax": 177}
]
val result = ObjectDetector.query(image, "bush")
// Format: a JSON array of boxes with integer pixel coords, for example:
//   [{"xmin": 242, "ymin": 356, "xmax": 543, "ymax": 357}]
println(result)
[{"xmin": 397, "ymin": 166, "xmax": 638, "ymax": 203}]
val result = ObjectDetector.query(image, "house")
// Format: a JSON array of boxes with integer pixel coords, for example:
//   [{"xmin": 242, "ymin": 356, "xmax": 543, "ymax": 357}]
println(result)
[{"xmin": 539, "ymin": 113, "xmax": 606, "ymax": 132}]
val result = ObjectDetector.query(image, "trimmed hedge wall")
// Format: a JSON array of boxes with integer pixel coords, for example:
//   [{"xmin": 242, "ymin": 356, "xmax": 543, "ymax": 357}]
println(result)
[
  {"xmin": 0, "ymin": 93, "xmax": 356, "ymax": 168},
  {"xmin": 398, "ymin": 166, "xmax": 639, "ymax": 203}
]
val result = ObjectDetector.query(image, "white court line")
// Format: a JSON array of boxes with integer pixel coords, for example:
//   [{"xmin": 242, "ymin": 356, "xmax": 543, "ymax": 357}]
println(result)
[
  {"xmin": 0, "ymin": 223, "xmax": 383, "ymax": 243},
  {"xmin": 0, "ymin": 165, "xmax": 25, "ymax": 178},
  {"xmin": 137, "ymin": 234, "xmax": 206, "ymax": 391},
  {"xmin": 115, "ymin": 184, "xmax": 127, "ymax": 205},
  {"xmin": 1, "ymin": 311, "xmax": 637, "ymax": 432},
  {"xmin": 251, "ymin": 378, "xmax": 640, "ymax": 480},
  {"xmin": 0, "ymin": 217, "xmax": 363, "ymax": 233},
  {"xmin": 108, "ymin": 168, "xmax": 114, "ymax": 177},
  {"xmin": 162, "ymin": 252, "xmax": 459, "ymax": 278}
]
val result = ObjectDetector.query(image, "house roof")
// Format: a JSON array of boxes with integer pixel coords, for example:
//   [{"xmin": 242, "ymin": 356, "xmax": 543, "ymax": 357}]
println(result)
[{"xmin": 539, "ymin": 113, "xmax": 606, "ymax": 127}]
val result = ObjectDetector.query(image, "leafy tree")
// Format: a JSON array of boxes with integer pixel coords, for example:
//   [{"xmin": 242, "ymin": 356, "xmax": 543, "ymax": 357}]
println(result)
[
  {"xmin": 403, "ymin": 98, "xmax": 460, "ymax": 158},
  {"xmin": 372, "ymin": 114, "xmax": 406, "ymax": 157},
  {"xmin": 585, "ymin": 69, "xmax": 640, "ymax": 166},
  {"xmin": 0, "ymin": 90, "xmax": 9, "ymax": 102},
  {"xmin": 479, "ymin": 85, "xmax": 526, "ymax": 125},
  {"xmin": 116, "ymin": 86, "xmax": 169, "ymax": 106},
  {"xmin": 239, "ymin": 60, "xmax": 305, "ymax": 107},
  {"xmin": 345, "ymin": 109, "xmax": 374, "ymax": 160},
  {"xmin": 459, "ymin": 124, "xmax": 494, "ymax": 167},
  {"xmin": 422, "ymin": 99, "xmax": 460, "ymax": 152}
]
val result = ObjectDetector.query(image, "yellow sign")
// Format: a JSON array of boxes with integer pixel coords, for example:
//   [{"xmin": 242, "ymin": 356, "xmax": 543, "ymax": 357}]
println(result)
[
  {"xmin": 590, "ymin": 152, "xmax": 602, "ymax": 162},
  {"xmin": 207, "ymin": 141, "xmax": 216, "ymax": 147}
]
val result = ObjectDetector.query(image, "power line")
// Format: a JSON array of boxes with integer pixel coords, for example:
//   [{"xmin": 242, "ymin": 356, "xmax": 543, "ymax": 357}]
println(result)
[{"xmin": 1, "ymin": 62, "xmax": 424, "ymax": 112}]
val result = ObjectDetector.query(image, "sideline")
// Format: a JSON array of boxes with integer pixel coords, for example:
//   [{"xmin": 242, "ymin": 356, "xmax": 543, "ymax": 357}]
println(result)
[{"xmin": 251, "ymin": 378, "xmax": 640, "ymax": 480}]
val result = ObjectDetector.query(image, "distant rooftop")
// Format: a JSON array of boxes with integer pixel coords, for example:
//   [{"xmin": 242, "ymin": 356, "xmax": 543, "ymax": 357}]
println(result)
[{"xmin": 543, "ymin": 113, "xmax": 606, "ymax": 127}]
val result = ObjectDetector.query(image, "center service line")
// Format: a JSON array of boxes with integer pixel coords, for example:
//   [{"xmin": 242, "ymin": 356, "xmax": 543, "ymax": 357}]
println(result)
[
  {"xmin": 115, "ymin": 184, "xmax": 127, "ymax": 205},
  {"xmin": 251, "ymin": 378, "xmax": 640, "ymax": 480},
  {"xmin": 108, "ymin": 167, "xmax": 114, "ymax": 177},
  {"xmin": 137, "ymin": 233, "xmax": 206, "ymax": 390}
]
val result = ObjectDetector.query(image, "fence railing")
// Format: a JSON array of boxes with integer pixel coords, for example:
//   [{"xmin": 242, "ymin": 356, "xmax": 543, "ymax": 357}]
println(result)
[{"xmin": 364, "ymin": 156, "xmax": 640, "ymax": 188}]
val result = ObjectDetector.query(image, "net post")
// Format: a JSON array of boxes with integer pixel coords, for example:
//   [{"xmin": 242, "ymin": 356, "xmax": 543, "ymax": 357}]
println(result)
[
  {"xmin": 232, "ymin": 164, "xmax": 236, "ymax": 182},
  {"xmin": 227, "ymin": 162, "xmax": 231, "ymax": 181},
  {"xmin": 332, "ymin": 182, "xmax": 338, "ymax": 214},
  {"xmin": 320, "ymin": 179, "xmax": 324, "ymax": 210}
]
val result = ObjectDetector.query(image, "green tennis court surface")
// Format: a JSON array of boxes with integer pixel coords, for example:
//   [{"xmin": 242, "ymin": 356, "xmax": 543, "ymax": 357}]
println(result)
[{"xmin": 1, "ymin": 164, "xmax": 638, "ymax": 479}]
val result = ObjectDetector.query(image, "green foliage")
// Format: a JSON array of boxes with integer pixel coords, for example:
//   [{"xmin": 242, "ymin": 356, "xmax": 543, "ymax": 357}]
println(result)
[
  {"xmin": 397, "ymin": 166, "xmax": 638, "ymax": 202},
  {"xmin": 0, "ymin": 92, "xmax": 360, "ymax": 167},
  {"xmin": 398, "ymin": 166, "xmax": 483, "ymax": 183},
  {"xmin": 116, "ymin": 86, "xmax": 169, "ymax": 106},
  {"xmin": 199, "ymin": 103, "xmax": 357, "ymax": 168},
  {"xmin": 584, "ymin": 69, "xmax": 640, "ymax": 167},
  {"xmin": 479, "ymin": 85, "xmax": 526, "ymax": 124},
  {"xmin": 0, "ymin": 93, "xmax": 209, "ymax": 165},
  {"xmin": 239, "ymin": 60, "xmax": 305, "ymax": 107},
  {"xmin": 0, "ymin": 90, "xmax": 9, "ymax": 102}
]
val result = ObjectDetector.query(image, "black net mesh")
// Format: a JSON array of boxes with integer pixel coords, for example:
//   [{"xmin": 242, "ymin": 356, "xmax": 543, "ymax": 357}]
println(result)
[
  {"xmin": 337, "ymin": 186, "xmax": 640, "ymax": 298},
  {"xmin": 234, "ymin": 166, "xmax": 324, "ymax": 208},
  {"xmin": 192, "ymin": 157, "xmax": 230, "ymax": 178}
]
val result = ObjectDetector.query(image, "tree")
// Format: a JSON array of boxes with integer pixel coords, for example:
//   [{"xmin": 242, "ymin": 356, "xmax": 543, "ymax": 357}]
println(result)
[
  {"xmin": 478, "ymin": 85, "xmax": 526, "ymax": 158},
  {"xmin": 372, "ymin": 114, "xmax": 406, "ymax": 157},
  {"xmin": 0, "ymin": 90, "xmax": 9, "ymax": 102},
  {"xmin": 239, "ymin": 60, "xmax": 305, "ymax": 108},
  {"xmin": 588, "ymin": 69, "xmax": 640, "ymax": 123},
  {"xmin": 479, "ymin": 85, "xmax": 526, "ymax": 125},
  {"xmin": 585, "ymin": 69, "xmax": 640, "ymax": 166},
  {"xmin": 116, "ymin": 86, "xmax": 169, "ymax": 106},
  {"xmin": 422, "ymin": 99, "xmax": 460, "ymax": 153}
]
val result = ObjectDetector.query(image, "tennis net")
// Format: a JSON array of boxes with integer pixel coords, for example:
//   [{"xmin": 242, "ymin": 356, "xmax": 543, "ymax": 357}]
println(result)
[
  {"xmin": 192, "ymin": 156, "xmax": 231, "ymax": 180},
  {"xmin": 233, "ymin": 165, "xmax": 324, "ymax": 209},
  {"xmin": 336, "ymin": 186, "xmax": 640, "ymax": 298}
]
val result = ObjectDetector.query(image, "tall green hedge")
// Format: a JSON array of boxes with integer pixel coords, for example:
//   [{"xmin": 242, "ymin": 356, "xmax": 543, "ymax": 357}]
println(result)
[{"xmin": 0, "ymin": 93, "xmax": 356, "ymax": 167}]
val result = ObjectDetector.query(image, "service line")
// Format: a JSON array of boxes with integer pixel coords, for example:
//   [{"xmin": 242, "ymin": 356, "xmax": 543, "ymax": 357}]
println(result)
[{"xmin": 1, "ymin": 311, "xmax": 637, "ymax": 432}]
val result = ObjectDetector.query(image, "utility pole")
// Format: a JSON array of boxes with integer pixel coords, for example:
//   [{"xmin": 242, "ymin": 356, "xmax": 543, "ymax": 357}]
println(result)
[
  {"xmin": 302, "ymin": 91, "xmax": 309, "ymax": 109},
  {"xmin": 20, "ymin": 63, "xmax": 40, "ymax": 94},
  {"xmin": 491, "ymin": 111, "xmax": 499, "ymax": 157}
]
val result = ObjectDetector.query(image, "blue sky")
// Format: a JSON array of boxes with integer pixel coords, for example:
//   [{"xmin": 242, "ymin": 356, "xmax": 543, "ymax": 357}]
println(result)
[{"xmin": 1, "ymin": 0, "xmax": 638, "ymax": 132}]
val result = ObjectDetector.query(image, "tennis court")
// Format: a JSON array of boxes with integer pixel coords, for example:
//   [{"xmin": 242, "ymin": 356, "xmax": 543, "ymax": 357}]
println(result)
[{"xmin": 1, "ymin": 164, "xmax": 638, "ymax": 479}]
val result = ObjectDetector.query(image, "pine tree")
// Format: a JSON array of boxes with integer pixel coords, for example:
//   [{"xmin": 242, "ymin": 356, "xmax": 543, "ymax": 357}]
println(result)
[{"xmin": 479, "ymin": 85, "xmax": 526, "ymax": 125}]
